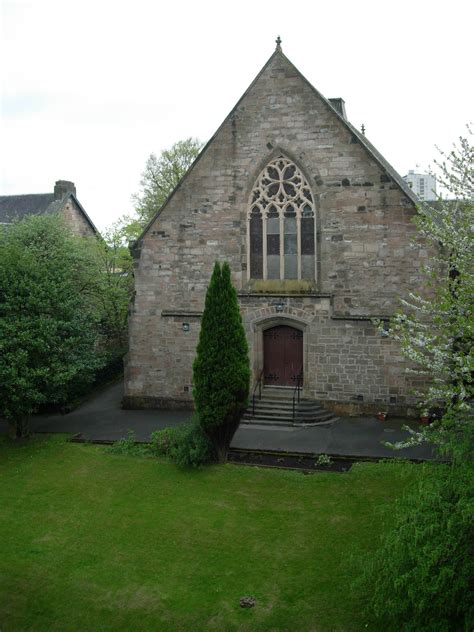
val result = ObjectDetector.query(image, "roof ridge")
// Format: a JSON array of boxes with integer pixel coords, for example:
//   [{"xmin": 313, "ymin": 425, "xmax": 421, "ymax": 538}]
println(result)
[
  {"xmin": 135, "ymin": 46, "xmax": 417, "ymax": 244},
  {"xmin": 274, "ymin": 50, "xmax": 418, "ymax": 205},
  {"xmin": 0, "ymin": 192, "xmax": 53, "ymax": 198},
  {"xmin": 135, "ymin": 47, "xmax": 285, "ymax": 243}
]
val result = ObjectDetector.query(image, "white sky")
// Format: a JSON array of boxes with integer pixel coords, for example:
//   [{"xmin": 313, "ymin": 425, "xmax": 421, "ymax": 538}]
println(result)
[{"xmin": 1, "ymin": 0, "xmax": 472, "ymax": 230}]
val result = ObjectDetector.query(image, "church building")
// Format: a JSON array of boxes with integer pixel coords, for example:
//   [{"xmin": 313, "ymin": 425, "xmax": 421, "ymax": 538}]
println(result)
[{"xmin": 124, "ymin": 41, "xmax": 425, "ymax": 417}]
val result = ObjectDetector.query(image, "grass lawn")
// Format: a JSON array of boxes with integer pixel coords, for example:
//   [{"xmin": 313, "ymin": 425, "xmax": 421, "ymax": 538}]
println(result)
[{"xmin": 0, "ymin": 435, "xmax": 420, "ymax": 631}]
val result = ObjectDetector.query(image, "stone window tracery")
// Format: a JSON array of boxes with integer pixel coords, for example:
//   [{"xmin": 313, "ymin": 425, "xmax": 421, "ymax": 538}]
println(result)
[{"xmin": 248, "ymin": 156, "xmax": 316, "ymax": 281}]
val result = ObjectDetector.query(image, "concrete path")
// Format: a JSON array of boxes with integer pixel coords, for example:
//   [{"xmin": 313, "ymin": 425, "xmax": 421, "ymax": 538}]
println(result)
[
  {"xmin": 0, "ymin": 380, "xmax": 434, "ymax": 460},
  {"xmin": 235, "ymin": 418, "xmax": 433, "ymax": 460}
]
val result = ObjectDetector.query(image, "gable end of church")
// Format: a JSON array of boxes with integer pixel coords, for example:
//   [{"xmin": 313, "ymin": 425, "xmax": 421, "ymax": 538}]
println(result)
[{"xmin": 125, "ymin": 45, "xmax": 426, "ymax": 418}]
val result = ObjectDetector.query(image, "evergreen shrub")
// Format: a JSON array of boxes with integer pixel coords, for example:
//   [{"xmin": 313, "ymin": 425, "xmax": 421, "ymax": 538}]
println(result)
[{"xmin": 192, "ymin": 262, "xmax": 250, "ymax": 462}]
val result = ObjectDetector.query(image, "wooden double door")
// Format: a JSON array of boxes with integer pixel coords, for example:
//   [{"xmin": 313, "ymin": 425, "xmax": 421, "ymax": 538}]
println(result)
[{"xmin": 263, "ymin": 325, "xmax": 303, "ymax": 387}]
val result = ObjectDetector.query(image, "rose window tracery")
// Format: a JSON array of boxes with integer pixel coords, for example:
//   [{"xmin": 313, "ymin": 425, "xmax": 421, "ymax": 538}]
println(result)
[{"xmin": 248, "ymin": 156, "xmax": 316, "ymax": 281}]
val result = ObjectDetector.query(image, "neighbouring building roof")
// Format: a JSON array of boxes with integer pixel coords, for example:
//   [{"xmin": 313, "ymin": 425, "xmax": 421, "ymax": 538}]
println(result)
[
  {"xmin": 0, "ymin": 181, "xmax": 98, "ymax": 234},
  {"xmin": 0, "ymin": 193, "xmax": 55, "ymax": 223}
]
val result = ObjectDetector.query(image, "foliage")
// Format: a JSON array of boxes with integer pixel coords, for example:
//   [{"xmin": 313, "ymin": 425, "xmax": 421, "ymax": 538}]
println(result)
[
  {"xmin": 363, "ymin": 131, "xmax": 474, "ymax": 631},
  {"xmin": 359, "ymin": 438, "xmax": 474, "ymax": 631},
  {"xmin": 88, "ymin": 221, "xmax": 134, "ymax": 349},
  {"xmin": 168, "ymin": 419, "xmax": 216, "ymax": 467},
  {"xmin": 315, "ymin": 453, "xmax": 332, "ymax": 466},
  {"xmin": 132, "ymin": 137, "xmax": 203, "ymax": 227},
  {"xmin": 149, "ymin": 424, "xmax": 187, "ymax": 456},
  {"xmin": 108, "ymin": 430, "xmax": 151, "ymax": 457},
  {"xmin": 109, "ymin": 420, "xmax": 214, "ymax": 467},
  {"xmin": 0, "ymin": 215, "xmax": 104, "ymax": 437},
  {"xmin": 386, "ymin": 129, "xmax": 473, "ymax": 448},
  {"xmin": 193, "ymin": 262, "xmax": 250, "ymax": 462},
  {"xmin": 110, "ymin": 138, "xmax": 203, "ymax": 243},
  {"xmin": 91, "ymin": 347, "xmax": 127, "ymax": 386},
  {"xmin": 109, "ymin": 211, "xmax": 145, "ymax": 244}
]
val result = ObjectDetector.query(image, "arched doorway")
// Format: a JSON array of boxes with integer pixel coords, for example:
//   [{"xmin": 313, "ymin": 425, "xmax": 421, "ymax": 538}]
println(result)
[{"xmin": 263, "ymin": 325, "xmax": 303, "ymax": 386}]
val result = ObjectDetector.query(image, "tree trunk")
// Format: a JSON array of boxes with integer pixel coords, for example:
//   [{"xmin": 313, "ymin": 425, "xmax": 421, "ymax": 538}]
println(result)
[
  {"xmin": 210, "ymin": 415, "xmax": 242, "ymax": 464},
  {"xmin": 9, "ymin": 415, "xmax": 30, "ymax": 439},
  {"xmin": 216, "ymin": 444, "xmax": 228, "ymax": 464}
]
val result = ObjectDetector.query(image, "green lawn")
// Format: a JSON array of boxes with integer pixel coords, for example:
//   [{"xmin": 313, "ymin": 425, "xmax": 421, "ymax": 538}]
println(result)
[{"xmin": 0, "ymin": 435, "xmax": 419, "ymax": 631}]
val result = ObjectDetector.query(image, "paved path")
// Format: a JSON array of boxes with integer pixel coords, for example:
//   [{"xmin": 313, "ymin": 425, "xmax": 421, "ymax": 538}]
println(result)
[
  {"xmin": 0, "ymin": 380, "xmax": 434, "ymax": 460},
  {"xmin": 0, "ymin": 382, "xmax": 191, "ymax": 442}
]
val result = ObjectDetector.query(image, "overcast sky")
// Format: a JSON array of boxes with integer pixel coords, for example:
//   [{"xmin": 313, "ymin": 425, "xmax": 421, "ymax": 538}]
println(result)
[{"xmin": 1, "ymin": 0, "xmax": 472, "ymax": 230}]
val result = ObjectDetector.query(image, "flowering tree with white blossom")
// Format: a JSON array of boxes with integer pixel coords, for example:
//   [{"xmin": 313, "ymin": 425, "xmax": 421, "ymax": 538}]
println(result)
[
  {"xmin": 361, "ymin": 132, "xmax": 474, "ymax": 632},
  {"xmin": 388, "ymin": 129, "xmax": 473, "ymax": 450}
]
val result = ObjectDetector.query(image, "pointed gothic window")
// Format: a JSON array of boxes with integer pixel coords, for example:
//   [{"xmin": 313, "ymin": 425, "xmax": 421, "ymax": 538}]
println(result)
[{"xmin": 248, "ymin": 156, "xmax": 316, "ymax": 281}]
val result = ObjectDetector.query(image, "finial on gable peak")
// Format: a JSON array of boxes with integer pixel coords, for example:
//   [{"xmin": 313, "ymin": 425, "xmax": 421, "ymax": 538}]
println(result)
[{"xmin": 275, "ymin": 35, "xmax": 282, "ymax": 50}]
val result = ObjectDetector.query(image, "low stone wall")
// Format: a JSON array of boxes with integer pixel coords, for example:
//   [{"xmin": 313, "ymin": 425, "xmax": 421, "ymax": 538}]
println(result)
[{"xmin": 122, "ymin": 395, "xmax": 194, "ymax": 411}]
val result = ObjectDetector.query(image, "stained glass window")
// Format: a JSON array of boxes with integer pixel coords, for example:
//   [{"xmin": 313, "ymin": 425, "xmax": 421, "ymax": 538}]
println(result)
[
  {"xmin": 249, "ymin": 207, "xmax": 263, "ymax": 279},
  {"xmin": 248, "ymin": 155, "xmax": 316, "ymax": 281}
]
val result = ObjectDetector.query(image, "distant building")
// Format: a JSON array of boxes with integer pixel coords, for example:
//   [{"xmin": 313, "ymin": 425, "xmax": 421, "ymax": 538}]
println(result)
[
  {"xmin": 403, "ymin": 170, "xmax": 437, "ymax": 201},
  {"xmin": 0, "ymin": 180, "xmax": 97, "ymax": 236}
]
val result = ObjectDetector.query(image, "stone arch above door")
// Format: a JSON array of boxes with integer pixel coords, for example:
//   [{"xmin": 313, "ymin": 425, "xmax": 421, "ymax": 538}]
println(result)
[{"xmin": 249, "ymin": 312, "xmax": 310, "ymax": 388}]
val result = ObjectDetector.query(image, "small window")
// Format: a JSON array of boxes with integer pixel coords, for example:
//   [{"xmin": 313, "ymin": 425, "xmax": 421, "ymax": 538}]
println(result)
[{"xmin": 249, "ymin": 207, "xmax": 263, "ymax": 279}]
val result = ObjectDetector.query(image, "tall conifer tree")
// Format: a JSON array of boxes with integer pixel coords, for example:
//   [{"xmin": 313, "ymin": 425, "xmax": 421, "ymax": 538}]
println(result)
[{"xmin": 193, "ymin": 262, "xmax": 250, "ymax": 462}]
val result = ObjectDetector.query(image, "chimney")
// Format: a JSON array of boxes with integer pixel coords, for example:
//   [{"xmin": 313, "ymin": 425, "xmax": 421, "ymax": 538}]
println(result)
[
  {"xmin": 329, "ymin": 98, "xmax": 347, "ymax": 120},
  {"xmin": 54, "ymin": 180, "xmax": 76, "ymax": 200}
]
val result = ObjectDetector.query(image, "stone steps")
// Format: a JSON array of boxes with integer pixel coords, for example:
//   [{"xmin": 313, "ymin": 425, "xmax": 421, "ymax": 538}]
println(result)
[{"xmin": 242, "ymin": 388, "xmax": 337, "ymax": 427}]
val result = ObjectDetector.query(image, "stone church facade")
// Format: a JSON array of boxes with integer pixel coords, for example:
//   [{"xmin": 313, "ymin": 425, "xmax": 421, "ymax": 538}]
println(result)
[{"xmin": 124, "ymin": 44, "xmax": 425, "ymax": 416}]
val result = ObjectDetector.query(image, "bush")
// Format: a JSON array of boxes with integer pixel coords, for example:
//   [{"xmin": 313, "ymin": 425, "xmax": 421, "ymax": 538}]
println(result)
[
  {"xmin": 92, "ymin": 348, "xmax": 126, "ymax": 387},
  {"xmin": 108, "ymin": 431, "xmax": 150, "ymax": 457},
  {"xmin": 149, "ymin": 425, "xmax": 187, "ymax": 456},
  {"xmin": 359, "ymin": 458, "xmax": 474, "ymax": 631},
  {"xmin": 38, "ymin": 349, "xmax": 125, "ymax": 414},
  {"xmin": 168, "ymin": 419, "xmax": 216, "ymax": 468},
  {"xmin": 110, "ymin": 420, "xmax": 215, "ymax": 468}
]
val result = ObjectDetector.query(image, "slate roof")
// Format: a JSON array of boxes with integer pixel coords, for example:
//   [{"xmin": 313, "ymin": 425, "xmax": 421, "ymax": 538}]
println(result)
[
  {"xmin": 0, "ymin": 191, "xmax": 98, "ymax": 234},
  {"xmin": 0, "ymin": 193, "xmax": 55, "ymax": 223}
]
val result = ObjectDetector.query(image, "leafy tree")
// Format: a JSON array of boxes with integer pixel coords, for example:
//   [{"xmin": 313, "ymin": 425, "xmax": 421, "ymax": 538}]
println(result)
[
  {"xmin": 360, "ymin": 130, "xmax": 474, "ymax": 630},
  {"xmin": 132, "ymin": 137, "xmax": 202, "ymax": 226},
  {"xmin": 88, "ymin": 220, "xmax": 134, "ymax": 349},
  {"xmin": 192, "ymin": 262, "xmax": 250, "ymax": 463},
  {"xmin": 360, "ymin": 448, "xmax": 474, "ymax": 631},
  {"xmin": 110, "ymin": 211, "xmax": 145, "ymax": 244},
  {"xmin": 387, "ymin": 129, "xmax": 473, "ymax": 450},
  {"xmin": 0, "ymin": 215, "xmax": 104, "ymax": 438}
]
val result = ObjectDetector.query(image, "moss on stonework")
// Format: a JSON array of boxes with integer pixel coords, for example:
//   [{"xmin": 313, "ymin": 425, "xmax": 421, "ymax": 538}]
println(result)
[{"xmin": 248, "ymin": 279, "xmax": 316, "ymax": 293}]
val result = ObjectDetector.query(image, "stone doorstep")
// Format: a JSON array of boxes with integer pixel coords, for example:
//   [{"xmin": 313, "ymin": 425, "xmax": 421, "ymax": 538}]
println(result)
[
  {"xmin": 244, "ymin": 387, "xmax": 338, "ymax": 426},
  {"xmin": 241, "ymin": 418, "xmax": 336, "ymax": 428}
]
